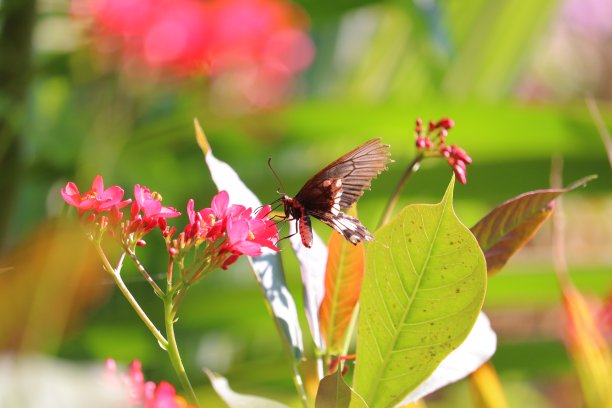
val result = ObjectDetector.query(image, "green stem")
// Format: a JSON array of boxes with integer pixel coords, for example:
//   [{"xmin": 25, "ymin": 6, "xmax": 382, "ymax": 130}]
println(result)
[
  {"xmin": 377, "ymin": 153, "xmax": 424, "ymax": 228},
  {"xmin": 290, "ymin": 363, "xmax": 309, "ymax": 408},
  {"xmin": 94, "ymin": 242, "xmax": 168, "ymax": 349},
  {"xmin": 125, "ymin": 245, "xmax": 165, "ymax": 298},
  {"xmin": 164, "ymin": 297, "xmax": 199, "ymax": 406}
]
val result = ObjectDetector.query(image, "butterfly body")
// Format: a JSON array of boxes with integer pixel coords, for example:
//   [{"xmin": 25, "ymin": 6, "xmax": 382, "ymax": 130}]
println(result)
[{"xmin": 280, "ymin": 138, "xmax": 391, "ymax": 248}]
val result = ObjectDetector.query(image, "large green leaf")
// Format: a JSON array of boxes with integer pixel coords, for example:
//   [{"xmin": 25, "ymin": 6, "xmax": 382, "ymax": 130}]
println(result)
[{"xmin": 351, "ymin": 177, "xmax": 486, "ymax": 408}]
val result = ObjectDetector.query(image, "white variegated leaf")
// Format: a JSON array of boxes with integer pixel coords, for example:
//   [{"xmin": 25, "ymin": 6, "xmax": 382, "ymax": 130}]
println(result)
[
  {"xmin": 197, "ymin": 122, "xmax": 303, "ymax": 361},
  {"xmin": 397, "ymin": 312, "xmax": 497, "ymax": 406},
  {"xmin": 288, "ymin": 222, "xmax": 327, "ymax": 349},
  {"xmin": 205, "ymin": 369, "xmax": 290, "ymax": 408}
]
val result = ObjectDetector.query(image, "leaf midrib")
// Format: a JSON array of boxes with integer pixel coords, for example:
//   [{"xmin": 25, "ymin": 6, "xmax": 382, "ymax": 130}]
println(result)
[{"xmin": 368, "ymin": 200, "xmax": 449, "ymax": 406}]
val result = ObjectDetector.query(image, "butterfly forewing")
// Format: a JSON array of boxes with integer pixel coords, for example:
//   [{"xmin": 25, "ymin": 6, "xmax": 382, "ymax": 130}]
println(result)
[
  {"xmin": 295, "ymin": 138, "xmax": 391, "ymax": 211},
  {"xmin": 284, "ymin": 138, "xmax": 391, "ymax": 247}
]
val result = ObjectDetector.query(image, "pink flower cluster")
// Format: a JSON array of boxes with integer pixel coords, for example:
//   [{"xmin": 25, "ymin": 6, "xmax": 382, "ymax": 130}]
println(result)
[
  {"xmin": 105, "ymin": 359, "xmax": 192, "ymax": 408},
  {"xmin": 183, "ymin": 190, "xmax": 279, "ymax": 269},
  {"xmin": 72, "ymin": 0, "xmax": 314, "ymax": 108},
  {"xmin": 60, "ymin": 176, "xmax": 278, "ymax": 269},
  {"xmin": 414, "ymin": 117, "xmax": 473, "ymax": 184}
]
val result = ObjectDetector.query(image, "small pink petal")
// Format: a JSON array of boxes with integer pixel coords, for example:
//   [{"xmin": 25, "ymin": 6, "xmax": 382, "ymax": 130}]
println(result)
[
  {"xmin": 187, "ymin": 199, "xmax": 196, "ymax": 223},
  {"xmin": 232, "ymin": 240, "xmax": 262, "ymax": 256},
  {"xmin": 91, "ymin": 175, "xmax": 105, "ymax": 194},
  {"xmin": 211, "ymin": 190, "xmax": 229, "ymax": 218},
  {"xmin": 227, "ymin": 218, "xmax": 249, "ymax": 243}
]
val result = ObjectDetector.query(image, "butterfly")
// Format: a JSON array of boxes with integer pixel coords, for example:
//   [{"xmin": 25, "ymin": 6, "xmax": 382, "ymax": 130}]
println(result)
[{"xmin": 280, "ymin": 138, "xmax": 391, "ymax": 248}]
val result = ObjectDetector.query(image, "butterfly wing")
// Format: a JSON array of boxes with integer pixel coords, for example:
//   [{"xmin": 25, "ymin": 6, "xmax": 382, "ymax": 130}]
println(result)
[
  {"xmin": 309, "ymin": 209, "xmax": 373, "ymax": 245},
  {"xmin": 289, "ymin": 138, "xmax": 390, "ymax": 245},
  {"xmin": 295, "ymin": 138, "xmax": 391, "ymax": 211}
]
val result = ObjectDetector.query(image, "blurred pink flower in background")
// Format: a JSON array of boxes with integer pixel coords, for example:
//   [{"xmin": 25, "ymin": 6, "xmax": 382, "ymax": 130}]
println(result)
[
  {"xmin": 72, "ymin": 0, "xmax": 315, "ymax": 110},
  {"xmin": 105, "ymin": 359, "xmax": 193, "ymax": 407}
]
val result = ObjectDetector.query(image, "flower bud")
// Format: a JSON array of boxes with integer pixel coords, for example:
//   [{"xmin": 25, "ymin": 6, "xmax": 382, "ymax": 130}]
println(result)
[
  {"xmin": 137, "ymin": 239, "xmax": 147, "ymax": 246},
  {"xmin": 416, "ymin": 137, "xmax": 427, "ymax": 148},
  {"xmin": 441, "ymin": 145, "xmax": 452, "ymax": 158},
  {"xmin": 415, "ymin": 118, "xmax": 423, "ymax": 127},
  {"xmin": 168, "ymin": 247, "xmax": 178, "ymax": 257},
  {"xmin": 438, "ymin": 117, "xmax": 455, "ymax": 129}
]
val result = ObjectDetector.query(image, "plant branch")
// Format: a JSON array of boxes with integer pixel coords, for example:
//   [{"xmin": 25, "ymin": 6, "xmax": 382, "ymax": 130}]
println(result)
[
  {"xmin": 93, "ymin": 242, "xmax": 168, "ymax": 349},
  {"xmin": 124, "ymin": 245, "xmax": 165, "ymax": 298},
  {"xmin": 378, "ymin": 153, "xmax": 423, "ymax": 228},
  {"xmin": 164, "ymin": 296, "xmax": 199, "ymax": 406},
  {"xmin": 585, "ymin": 96, "xmax": 612, "ymax": 171}
]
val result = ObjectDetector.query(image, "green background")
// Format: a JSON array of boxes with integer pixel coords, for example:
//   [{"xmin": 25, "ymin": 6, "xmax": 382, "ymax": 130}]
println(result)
[{"xmin": 1, "ymin": 0, "xmax": 611, "ymax": 406}]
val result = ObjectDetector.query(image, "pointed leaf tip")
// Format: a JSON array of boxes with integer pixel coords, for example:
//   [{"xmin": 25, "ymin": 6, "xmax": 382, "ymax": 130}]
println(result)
[
  {"xmin": 444, "ymin": 174, "xmax": 456, "ymax": 203},
  {"xmin": 565, "ymin": 174, "xmax": 597, "ymax": 191},
  {"xmin": 194, "ymin": 118, "xmax": 210, "ymax": 155}
]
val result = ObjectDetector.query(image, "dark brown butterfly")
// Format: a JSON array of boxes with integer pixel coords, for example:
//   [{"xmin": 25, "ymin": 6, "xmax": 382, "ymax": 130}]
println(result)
[{"xmin": 280, "ymin": 138, "xmax": 391, "ymax": 248}]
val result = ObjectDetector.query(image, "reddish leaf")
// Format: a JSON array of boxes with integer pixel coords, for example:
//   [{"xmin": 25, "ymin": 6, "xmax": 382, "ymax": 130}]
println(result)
[
  {"xmin": 470, "ymin": 175, "xmax": 596, "ymax": 275},
  {"xmin": 0, "ymin": 223, "xmax": 109, "ymax": 351},
  {"xmin": 318, "ymin": 208, "xmax": 365, "ymax": 354},
  {"xmin": 314, "ymin": 370, "xmax": 351, "ymax": 408},
  {"xmin": 562, "ymin": 285, "xmax": 612, "ymax": 407}
]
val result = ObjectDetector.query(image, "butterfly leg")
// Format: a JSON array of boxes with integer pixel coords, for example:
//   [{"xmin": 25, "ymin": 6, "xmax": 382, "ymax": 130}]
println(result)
[{"xmin": 276, "ymin": 218, "xmax": 300, "ymax": 243}]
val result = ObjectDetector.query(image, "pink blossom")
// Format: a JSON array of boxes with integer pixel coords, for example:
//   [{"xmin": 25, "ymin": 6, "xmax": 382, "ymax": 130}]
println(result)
[
  {"xmin": 61, "ymin": 175, "xmax": 131, "ymax": 215},
  {"xmin": 129, "ymin": 185, "xmax": 181, "ymax": 234},
  {"xmin": 73, "ymin": 0, "xmax": 314, "ymax": 109},
  {"xmin": 179, "ymin": 191, "xmax": 279, "ymax": 270},
  {"xmin": 105, "ymin": 359, "xmax": 193, "ymax": 408}
]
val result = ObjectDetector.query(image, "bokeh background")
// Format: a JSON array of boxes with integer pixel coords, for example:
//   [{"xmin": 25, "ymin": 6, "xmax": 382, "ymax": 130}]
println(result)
[{"xmin": 1, "ymin": 0, "xmax": 611, "ymax": 406}]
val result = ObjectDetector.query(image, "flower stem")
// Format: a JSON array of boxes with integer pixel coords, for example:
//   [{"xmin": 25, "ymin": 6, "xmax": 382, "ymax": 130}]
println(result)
[
  {"xmin": 377, "ymin": 153, "xmax": 423, "ymax": 228},
  {"xmin": 164, "ymin": 296, "xmax": 199, "ymax": 406},
  {"xmin": 290, "ymin": 363, "xmax": 309, "ymax": 408},
  {"xmin": 94, "ymin": 242, "xmax": 168, "ymax": 349},
  {"xmin": 125, "ymin": 245, "xmax": 165, "ymax": 298}
]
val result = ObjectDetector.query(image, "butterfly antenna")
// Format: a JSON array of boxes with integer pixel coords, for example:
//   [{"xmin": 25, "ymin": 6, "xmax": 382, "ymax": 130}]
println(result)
[{"xmin": 268, "ymin": 158, "xmax": 287, "ymax": 195}]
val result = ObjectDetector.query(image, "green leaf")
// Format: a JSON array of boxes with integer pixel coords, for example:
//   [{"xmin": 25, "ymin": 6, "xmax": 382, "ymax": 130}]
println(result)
[
  {"xmin": 315, "ymin": 370, "xmax": 352, "ymax": 408},
  {"xmin": 471, "ymin": 175, "xmax": 597, "ymax": 275},
  {"xmin": 351, "ymin": 176, "xmax": 487, "ymax": 408},
  {"xmin": 204, "ymin": 369, "xmax": 290, "ymax": 408}
]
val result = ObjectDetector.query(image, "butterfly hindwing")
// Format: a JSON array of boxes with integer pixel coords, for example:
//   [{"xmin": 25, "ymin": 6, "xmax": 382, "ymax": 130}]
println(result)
[{"xmin": 309, "ymin": 209, "xmax": 373, "ymax": 245}]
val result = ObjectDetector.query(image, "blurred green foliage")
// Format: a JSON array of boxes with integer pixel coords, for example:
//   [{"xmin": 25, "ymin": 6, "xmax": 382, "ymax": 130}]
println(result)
[{"xmin": 1, "ymin": 0, "xmax": 611, "ymax": 406}]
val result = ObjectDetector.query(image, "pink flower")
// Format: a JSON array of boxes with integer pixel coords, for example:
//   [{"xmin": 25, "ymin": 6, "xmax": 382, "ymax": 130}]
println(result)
[
  {"xmin": 73, "ymin": 0, "xmax": 314, "ymax": 110},
  {"xmin": 61, "ymin": 175, "xmax": 131, "ymax": 215},
  {"xmin": 179, "ymin": 191, "xmax": 279, "ymax": 270},
  {"xmin": 129, "ymin": 185, "xmax": 181, "ymax": 234},
  {"xmin": 105, "ymin": 359, "xmax": 193, "ymax": 408},
  {"xmin": 184, "ymin": 199, "xmax": 215, "ymax": 240}
]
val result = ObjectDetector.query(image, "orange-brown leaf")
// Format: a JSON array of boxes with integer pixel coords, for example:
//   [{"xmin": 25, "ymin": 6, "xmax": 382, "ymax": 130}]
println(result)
[
  {"xmin": 469, "ymin": 363, "xmax": 508, "ymax": 408},
  {"xmin": 562, "ymin": 285, "xmax": 612, "ymax": 407},
  {"xmin": 318, "ymin": 210, "xmax": 365, "ymax": 354},
  {"xmin": 471, "ymin": 175, "xmax": 595, "ymax": 275}
]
